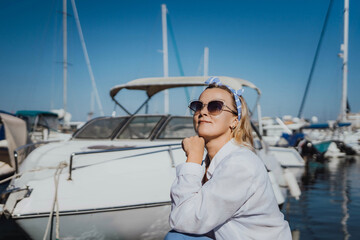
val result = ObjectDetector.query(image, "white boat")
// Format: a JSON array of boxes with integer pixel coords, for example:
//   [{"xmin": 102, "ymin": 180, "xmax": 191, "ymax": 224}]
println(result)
[
  {"xmin": 15, "ymin": 110, "xmax": 73, "ymax": 142},
  {"xmin": 255, "ymin": 139, "xmax": 303, "ymax": 200},
  {"xmin": 253, "ymin": 116, "xmax": 306, "ymax": 187},
  {"xmin": 324, "ymin": 143, "xmax": 346, "ymax": 158},
  {"xmin": 261, "ymin": 116, "xmax": 307, "ymax": 146},
  {"xmin": 302, "ymin": 122, "xmax": 358, "ymax": 157},
  {"xmin": 1, "ymin": 76, "xmax": 300, "ymax": 239}
]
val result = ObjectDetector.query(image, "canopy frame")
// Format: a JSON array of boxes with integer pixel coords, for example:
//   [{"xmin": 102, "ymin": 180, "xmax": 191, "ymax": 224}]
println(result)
[{"xmin": 110, "ymin": 76, "xmax": 262, "ymax": 117}]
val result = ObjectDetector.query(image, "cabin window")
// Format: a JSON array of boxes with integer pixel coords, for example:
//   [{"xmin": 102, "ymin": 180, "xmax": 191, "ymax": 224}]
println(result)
[
  {"xmin": 117, "ymin": 116, "xmax": 162, "ymax": 139},
  {"xmin": 75, "ymin": 117, "xmax": 126, "ymax": 139},
  {"xmin": 157, "ymin": 117, "xmax": 195, "ymax": 139}
]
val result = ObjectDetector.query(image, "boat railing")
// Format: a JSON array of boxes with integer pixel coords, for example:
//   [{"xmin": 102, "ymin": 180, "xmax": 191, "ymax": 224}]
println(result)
[
  {"xmin": 67, "ymin": 143, "xmax": 182, "ymax": 180},
  {"xmin": 14, "ymin": 140, "xmax": 61, "ymax": 174}
]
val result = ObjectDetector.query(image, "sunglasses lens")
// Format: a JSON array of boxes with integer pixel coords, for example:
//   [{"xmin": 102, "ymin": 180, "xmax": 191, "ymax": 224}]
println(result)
[
  {"xmin": 189, "ymin": 101, "xmax": 203, "ymax": 113},
  {"xmin": 207, "ymin": 101, "xmax": 224, "ymax": 114}
]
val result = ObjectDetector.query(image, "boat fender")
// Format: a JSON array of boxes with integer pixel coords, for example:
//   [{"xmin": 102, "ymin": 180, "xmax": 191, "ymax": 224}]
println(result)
[
  {"xmin": 284, "ymin": 169, "xmax": 301, "ymax": 200},
  {"xmin": 268, "ymin": 171, "xmax": 285, "ymax": 206}
]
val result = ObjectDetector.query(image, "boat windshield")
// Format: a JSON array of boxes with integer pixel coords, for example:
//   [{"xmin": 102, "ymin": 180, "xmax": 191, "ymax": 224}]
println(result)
[
  {"xmin": 19, "ymin": 115, "xmax": 59, "ymax": 132},
  {"xmin": 75, "ymin": 117, "xmax": 127, "ymax": 139},
  {"xmin": 157, "ymin": 117, "xmax": 195, "ymax": 139},
  {"xmin": 37, "ymin": 115, "xmax": 59, "ymax": 131},
  {"xmin": 117, "ymin": 116, "xmax": 163, "ymax": 139}
]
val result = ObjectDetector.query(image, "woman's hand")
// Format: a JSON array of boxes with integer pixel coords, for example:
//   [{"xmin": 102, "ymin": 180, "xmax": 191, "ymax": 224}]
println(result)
[{"xmin": 182, "ymin": 136, "xmax": 205, "ymax": 165}]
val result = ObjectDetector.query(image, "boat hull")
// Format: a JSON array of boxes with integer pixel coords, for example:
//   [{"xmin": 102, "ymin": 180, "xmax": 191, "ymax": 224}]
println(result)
[
  {"xmin": 5, "ymin": 137, "xmax": 297, "ymax": 238},
  {"xmin": 15, "ymin": 203, "xmax": 171, "ymax": 240}
]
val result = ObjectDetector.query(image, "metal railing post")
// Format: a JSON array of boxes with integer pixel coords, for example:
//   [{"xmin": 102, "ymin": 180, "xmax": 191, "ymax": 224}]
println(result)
[{"xmin": 14, "ymin": 151, "xmax": 19, "ymax": 174}]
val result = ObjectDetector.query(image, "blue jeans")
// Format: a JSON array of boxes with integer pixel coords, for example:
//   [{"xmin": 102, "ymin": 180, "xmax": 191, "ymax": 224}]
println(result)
[{"xmin": 164, "ymin": 230, "xmax": 213, "ymax": 240}]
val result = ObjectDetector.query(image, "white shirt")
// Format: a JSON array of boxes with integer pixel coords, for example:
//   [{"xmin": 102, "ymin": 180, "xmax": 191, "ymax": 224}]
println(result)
[{"xmin": 169, "ymin": 139, "xmax": 292, "ymax": 240}]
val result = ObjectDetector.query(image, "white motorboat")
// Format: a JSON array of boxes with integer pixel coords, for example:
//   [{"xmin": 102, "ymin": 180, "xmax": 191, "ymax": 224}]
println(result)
[
  {"xmin": 1, "ymin": 76, "xmax": 300, "ymax": 240},
  {"xmin": 261, "ymin": 116, "xmax": 307, "ymax": 146},
  {"xmin": 16, "ymin": 110, "xmax": 73, "ymax": 142}
]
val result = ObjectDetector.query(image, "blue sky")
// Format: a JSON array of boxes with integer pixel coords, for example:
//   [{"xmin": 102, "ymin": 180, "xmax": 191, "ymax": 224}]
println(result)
[{"xmin": 0, "ymin": 0, "xmax": 359, "ymax": 121}]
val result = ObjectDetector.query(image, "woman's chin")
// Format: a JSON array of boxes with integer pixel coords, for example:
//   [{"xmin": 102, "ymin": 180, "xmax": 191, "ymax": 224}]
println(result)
[
  {"xmin": 197, "ymin": 130, "xmax": 211, "ymax": 140},
  {"xmin": 196, "ymin": 126, "xmax": 224, "ymax": 142}
]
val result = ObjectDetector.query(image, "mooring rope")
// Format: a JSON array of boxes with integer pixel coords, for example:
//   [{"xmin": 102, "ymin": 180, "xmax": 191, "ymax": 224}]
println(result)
[
  {"xmin": 0, "ymin": 163, "xmax": 68, "ymax": 185},
  {"xmin": 0, "ymin": 161, "xmax": 68, "ymax": 240},
  {"xmin": 39, "ymin": 161, "xmax": 67, "ymax": 240}
]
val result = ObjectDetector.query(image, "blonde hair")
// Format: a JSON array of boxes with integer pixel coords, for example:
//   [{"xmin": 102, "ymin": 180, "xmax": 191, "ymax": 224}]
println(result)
[{"xmin": 206, "ymin": 84, "xmax": 254, "ymax": 149}]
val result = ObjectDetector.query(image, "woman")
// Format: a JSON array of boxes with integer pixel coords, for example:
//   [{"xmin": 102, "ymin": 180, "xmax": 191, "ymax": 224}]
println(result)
[{"xmin": 165, "ymin": 77, "xmax": 291, "ymax": 240}]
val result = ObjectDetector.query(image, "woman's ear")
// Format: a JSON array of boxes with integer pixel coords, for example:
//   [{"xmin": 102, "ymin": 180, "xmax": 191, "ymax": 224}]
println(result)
[{"xmin": 231, "ymin": 117, "xmax": 238, "ymax": 130}]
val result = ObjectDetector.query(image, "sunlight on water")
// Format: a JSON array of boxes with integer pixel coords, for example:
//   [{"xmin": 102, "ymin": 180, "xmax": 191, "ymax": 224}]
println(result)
[{"xmin": 283, "ymin": 156, "xmax": 360, "ymax": 240}]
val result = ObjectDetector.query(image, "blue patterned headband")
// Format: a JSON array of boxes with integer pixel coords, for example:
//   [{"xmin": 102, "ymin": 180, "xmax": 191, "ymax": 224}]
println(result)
[{"xmin": 205, "ymin": 77, "xmax": 244, "ymax": 120}]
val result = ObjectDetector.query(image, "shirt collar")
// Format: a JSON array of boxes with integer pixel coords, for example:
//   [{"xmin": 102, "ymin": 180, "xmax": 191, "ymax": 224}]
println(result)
[{"xmin": 206, "ymin": 139, "xmax": 238, "ymax": 179}]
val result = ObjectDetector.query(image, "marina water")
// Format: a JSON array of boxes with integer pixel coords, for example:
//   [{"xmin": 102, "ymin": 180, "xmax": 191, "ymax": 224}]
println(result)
[
  {"xmin": 283, "ymin": 156, "xmax": 360, "ymax": 240},
  {"xmin": 1, "ymin": 156, "xmax": 360, "ymax": 239}
]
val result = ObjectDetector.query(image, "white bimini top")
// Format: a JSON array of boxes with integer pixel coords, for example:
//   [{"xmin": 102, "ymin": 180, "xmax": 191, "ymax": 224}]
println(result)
[{"xmin": 169, "ymin": 139, "xmax": 291, "ymax": 240}]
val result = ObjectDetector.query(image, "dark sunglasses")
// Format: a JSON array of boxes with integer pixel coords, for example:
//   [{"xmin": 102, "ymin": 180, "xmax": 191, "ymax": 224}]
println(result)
[{"xmin": 189, "ymin": 100, "xmax": 237, "ymax": 116}]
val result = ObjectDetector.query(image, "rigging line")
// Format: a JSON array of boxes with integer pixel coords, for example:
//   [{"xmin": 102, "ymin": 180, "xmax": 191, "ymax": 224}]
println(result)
[
  {"xmin": 185, "ymin": 53, "xmax": 205, "ymax": 115},
  {"xmin": 70, "ymin": 0, "xmax": 104, "ymax": 116},
  {"xmin": 167, "ymin": 16, "xmax": 184, "ymax": 76},
  {"xmin": 167, "ymin": 14, "xmax": 190, "ymax": 103},
  {"xmin": 297, "ymin": 0, "xmax": 334, "ymax": 118},
  {"xmin": 24, "ymin": 3, "xmax": 54, "ymax": 110}
]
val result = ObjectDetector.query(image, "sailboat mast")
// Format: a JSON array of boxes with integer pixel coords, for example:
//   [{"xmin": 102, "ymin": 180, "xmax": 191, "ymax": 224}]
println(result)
[
  {"xmin": 340, "ymin": 0, "xmax": 349, "ymax": 121},
  {"xmin": 63, "ymin": 0, "xmax": 68, "ymax": 119},
  {"xmin": 162, "ymin": 4, "xmax": 169, "ymax": 114}
]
